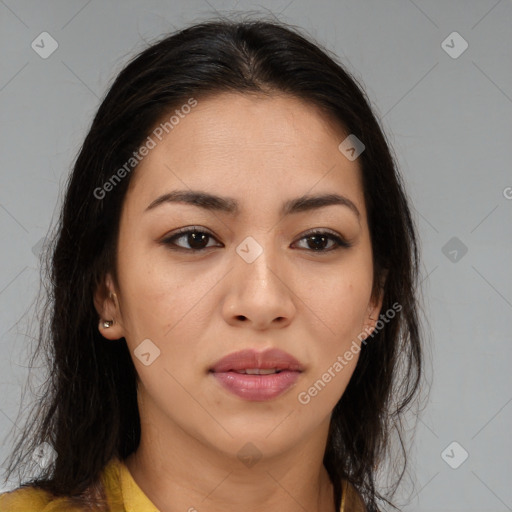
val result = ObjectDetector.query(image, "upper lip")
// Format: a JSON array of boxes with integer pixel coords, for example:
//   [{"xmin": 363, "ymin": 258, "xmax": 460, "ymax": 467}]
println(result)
[{"xmin": 210, "ymin": 348, "xmax": 304, "ymax": 373}]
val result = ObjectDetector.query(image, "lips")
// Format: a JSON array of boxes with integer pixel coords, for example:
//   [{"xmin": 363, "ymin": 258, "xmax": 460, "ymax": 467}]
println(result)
[
  {"xmin": 209, "ymin": 348, "xmax": 303, "ymax": 401},
  {"xmin": 209, "ymin": 348, "xmax": 304, "ymax": 374}
]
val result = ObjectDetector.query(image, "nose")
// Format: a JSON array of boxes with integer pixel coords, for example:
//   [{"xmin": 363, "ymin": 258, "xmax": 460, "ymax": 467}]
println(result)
[{"xmin": 221, "ymin": 239, "xmax": 296, "ymax": 330}]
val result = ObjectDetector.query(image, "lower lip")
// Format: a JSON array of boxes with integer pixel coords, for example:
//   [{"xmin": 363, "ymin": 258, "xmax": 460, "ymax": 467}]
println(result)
[{"xmin": 211, "ymin": 370, "xmax": 301, "ymax": 401}]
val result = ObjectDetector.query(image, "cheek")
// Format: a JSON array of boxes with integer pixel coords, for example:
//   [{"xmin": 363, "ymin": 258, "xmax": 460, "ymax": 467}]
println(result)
[
  {"xmin": 116, "ymin": 246, "xmax": 218, "ymax": 346},
  {"xmin": 295, "ymin": 340, "xmax": 361, "ymax": 418},
  {"xmin": 302, "ymin": 261, "xmax": 373, "ymax": 343},
  {"xmin": 114, "ymin": 240, "xmax": 172, "ymax": 342},
  {"xmin": 299, "ymin": 281, "xmax": 368, "ymax": 410}
]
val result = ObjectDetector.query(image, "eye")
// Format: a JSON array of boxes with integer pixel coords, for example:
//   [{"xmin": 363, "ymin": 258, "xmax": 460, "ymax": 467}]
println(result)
[
  {"xmin": 161, "ymin": 227, "xmax": 351, "ymax": 253},
  {"xmin": 160, "ymin": 227, "xmax": 221, "ymax": 252},
  {"xmin": 292, "ymin": 229, "xmax": 352, "ymax": 252}
]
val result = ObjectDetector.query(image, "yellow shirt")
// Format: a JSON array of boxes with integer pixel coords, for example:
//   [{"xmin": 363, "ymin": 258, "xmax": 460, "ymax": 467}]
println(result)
[{"xmin": 0, "ymin": 457, "xmax": 366, "ymax": 511}]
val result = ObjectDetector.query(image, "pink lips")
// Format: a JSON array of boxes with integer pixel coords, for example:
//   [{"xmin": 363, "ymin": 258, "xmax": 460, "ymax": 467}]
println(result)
[{"xmin": 209, "ymin": 348, "xmax": 303, "ymax": 401}]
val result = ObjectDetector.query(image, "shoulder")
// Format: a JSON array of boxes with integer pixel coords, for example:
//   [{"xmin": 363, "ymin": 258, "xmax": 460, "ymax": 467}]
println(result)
[
  {"xmin": 0, "ymin": 485, "xmax": 50, "ymax": 511},
  {"xmin": 0, "ymin": 462, "xmax": 123, "ymax": 512},
  {"xmin": 0, "ymin": 485, "xmax": 84, "ymax": 511},
  {"xmin": 341, "ymin": 479, "xmax": 367, "ymax": 512}
]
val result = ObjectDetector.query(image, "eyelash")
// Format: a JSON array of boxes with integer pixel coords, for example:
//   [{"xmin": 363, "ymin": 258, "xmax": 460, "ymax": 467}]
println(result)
[{"xmin": 160, "ymin": 226, "xmax": 352, "ymax": 253}]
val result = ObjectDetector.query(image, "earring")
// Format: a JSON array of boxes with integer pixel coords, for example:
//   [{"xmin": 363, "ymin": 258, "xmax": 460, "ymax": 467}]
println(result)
[{"xmin": 103, "ymin": 292, "xmax": 118, "ymax": 329}]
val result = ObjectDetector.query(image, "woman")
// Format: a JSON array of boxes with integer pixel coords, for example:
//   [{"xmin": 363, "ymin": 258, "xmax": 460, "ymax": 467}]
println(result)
[{"xmin": 0, "ymin": 17, "xmax": 424, "ymax": 512}]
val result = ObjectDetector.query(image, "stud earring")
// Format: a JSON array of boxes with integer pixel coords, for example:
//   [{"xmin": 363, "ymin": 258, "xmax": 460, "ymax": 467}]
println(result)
[{"xmin": 103, "ymin": 292, "xmax": 118, "ymax": 329}]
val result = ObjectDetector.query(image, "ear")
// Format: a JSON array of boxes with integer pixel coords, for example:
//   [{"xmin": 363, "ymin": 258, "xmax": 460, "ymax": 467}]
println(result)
[
  {"xmin": 361, "ymin": 270, "xmax": 387, "ymax": 340},
  {"xmin": 93, "ymin": 272, "xmax": 125, "ymax": 341}
]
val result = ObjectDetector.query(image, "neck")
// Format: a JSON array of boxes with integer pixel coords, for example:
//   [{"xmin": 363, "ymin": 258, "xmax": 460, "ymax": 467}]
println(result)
[{"xmin": 124, "ymin": 410, "xmax": 336, "ymax": 512}]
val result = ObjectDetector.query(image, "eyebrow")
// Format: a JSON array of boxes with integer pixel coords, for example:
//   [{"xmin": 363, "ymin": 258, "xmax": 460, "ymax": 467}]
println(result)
[{"xmin": 145, "ymin": 190, "xmax": 360, "ymax": 220}]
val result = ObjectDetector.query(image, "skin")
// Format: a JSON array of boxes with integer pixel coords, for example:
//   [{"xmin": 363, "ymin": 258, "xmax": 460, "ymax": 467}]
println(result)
[{"xmin": 94, "ymin": 92, "xmax": 383, "ymax": 512}]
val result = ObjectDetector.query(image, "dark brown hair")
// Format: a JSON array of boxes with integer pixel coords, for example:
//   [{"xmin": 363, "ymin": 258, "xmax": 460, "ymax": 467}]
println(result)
[{"xmin": 2, "ymin": 16, "xmax": 426, "ymax": 512}]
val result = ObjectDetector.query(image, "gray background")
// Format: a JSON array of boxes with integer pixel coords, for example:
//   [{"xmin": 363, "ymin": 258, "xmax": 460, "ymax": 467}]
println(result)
[{"xmin": 1, "ymin": 1, "xmax": 511, "ymax": 511}]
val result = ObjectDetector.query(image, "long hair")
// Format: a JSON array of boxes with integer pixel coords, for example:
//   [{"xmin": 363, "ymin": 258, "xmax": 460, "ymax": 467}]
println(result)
[{"xmin": 2, "ymin": 16, "xmax": 426, "ymax": 512}]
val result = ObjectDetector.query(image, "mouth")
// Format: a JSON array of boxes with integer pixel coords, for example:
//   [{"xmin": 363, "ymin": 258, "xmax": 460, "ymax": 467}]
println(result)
[
  {"xmin": 209, "ymin": 347, "xmax": 304, "ymax": 373},
  {"xmin": 228, "ymin": 368, "xmax": 285, "ymax": 374},
  {"xmin": 209, "ymin": 348, "xmax": 303, "ymax": 401}
]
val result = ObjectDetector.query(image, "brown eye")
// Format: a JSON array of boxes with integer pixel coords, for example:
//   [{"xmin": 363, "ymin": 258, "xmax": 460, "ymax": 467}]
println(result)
[
  {"xmin": 293, "ymin": 230, "xmax": 352, "ymax": 252},
  {"xmin": 161, "ymin": 227, "xmax": 351, "ymax": 253},
  {"xmin": 161, "ymin": 227, "xmax": 221, "ymax": 251}
]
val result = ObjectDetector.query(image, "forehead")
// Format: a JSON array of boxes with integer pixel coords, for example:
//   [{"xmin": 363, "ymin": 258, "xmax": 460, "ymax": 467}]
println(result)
[
  {"xmin": 125, "ymin": 92, "xmax": 366, "ymax": 219},
  {"xmin": 151, "ymin": 92, "xmax": 347, "ymax": 156}
]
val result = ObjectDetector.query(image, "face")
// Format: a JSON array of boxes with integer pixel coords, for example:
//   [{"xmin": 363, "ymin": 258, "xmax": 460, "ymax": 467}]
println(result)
[{"xmin": 95, "ymin": 92, "xmax": 382, "ymax": 460}]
